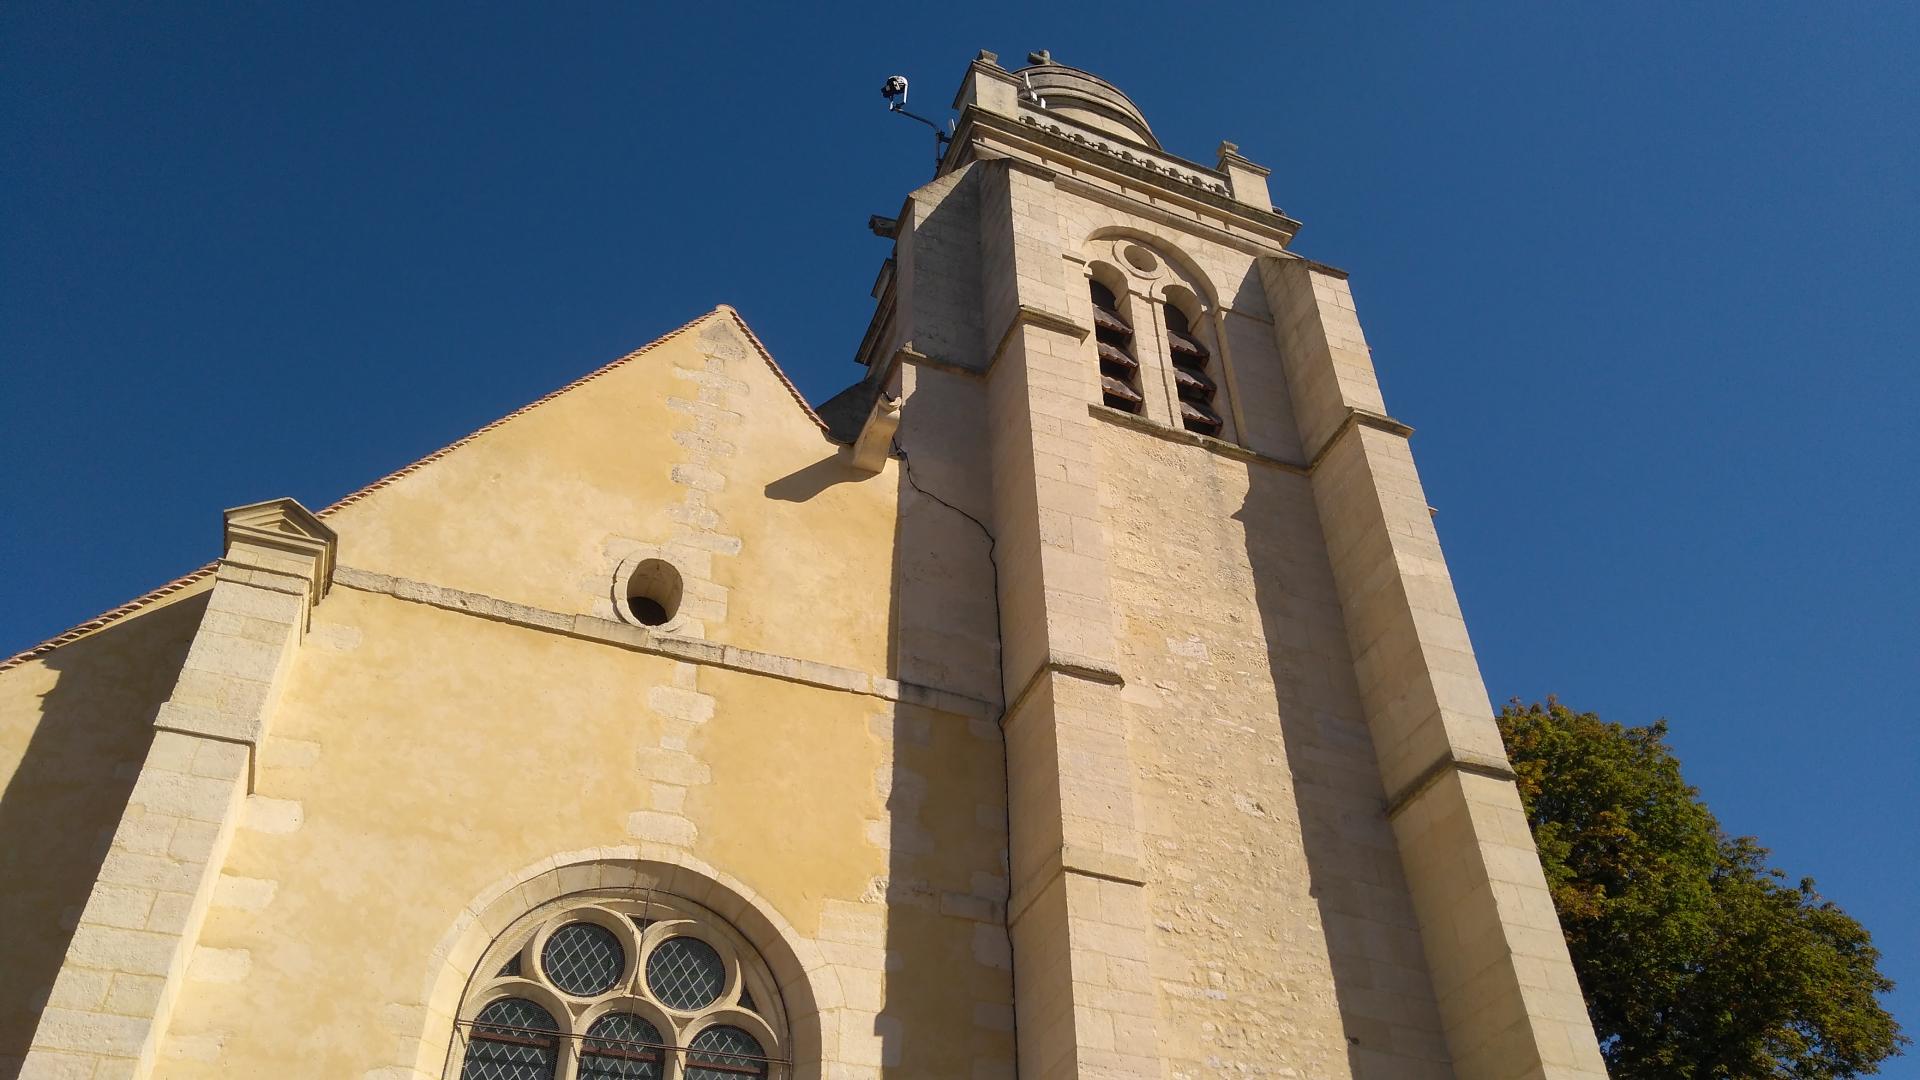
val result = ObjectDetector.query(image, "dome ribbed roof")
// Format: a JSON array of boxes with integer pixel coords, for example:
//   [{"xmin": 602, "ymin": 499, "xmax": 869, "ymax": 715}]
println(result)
[{"xmin": 1014, "ymin": 58, "xmax": 1159, "ymax": 149}]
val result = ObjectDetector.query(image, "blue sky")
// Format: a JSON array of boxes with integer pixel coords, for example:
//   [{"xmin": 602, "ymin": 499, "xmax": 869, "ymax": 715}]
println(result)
[{"xmin": 4, "ymin": 2, "xmax": 1915, "ymax": 1065}]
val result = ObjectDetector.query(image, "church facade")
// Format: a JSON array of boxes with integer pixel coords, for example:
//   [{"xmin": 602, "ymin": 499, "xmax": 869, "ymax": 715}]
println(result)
[{"xmin": 0, "ymin": 52, "xmax": 1607, "ymax": 1080}]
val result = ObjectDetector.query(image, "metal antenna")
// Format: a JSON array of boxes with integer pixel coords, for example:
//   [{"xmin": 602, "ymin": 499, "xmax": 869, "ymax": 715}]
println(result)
[{"xmin": 881, "ymin": 74, "xmax": 951, "ymax": 171}]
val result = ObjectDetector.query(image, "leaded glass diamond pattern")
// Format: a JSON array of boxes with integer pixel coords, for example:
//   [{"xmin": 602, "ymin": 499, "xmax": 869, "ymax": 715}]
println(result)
[
  {"xmin": 646, "ymin": 936, "xmax": 725, "ymax": 1010},
  {"xmin": 542, "ymin": 922, "xmax": 625, "ymax": 997},
  {"xmin": 686, "ymin": 1025, "xmax": 767, "ymax": 1079},
  {"xmin": 457, "ymin": 900, "xmax": 787, "ymax": 1079},
  {"xmin": 579, "ymin": 1012, "xmax": 663, "ymax": 1080},
  {"xmin": 461, "ymin": 998, "xmax": 557, "ymax": 1080}
]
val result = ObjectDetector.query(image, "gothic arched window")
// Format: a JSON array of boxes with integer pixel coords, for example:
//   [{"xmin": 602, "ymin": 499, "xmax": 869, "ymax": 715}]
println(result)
[
  {"xmin": 453, "ymin": 893, "xmax": 787, "ymax": 1080},
  {"xmin": 1090, "ymin": 279, "xmax": 1143, "ymax": 414},
  {"xmin": 1163, "ymin": 301, "xmax": 1221, "ymax": 436}
]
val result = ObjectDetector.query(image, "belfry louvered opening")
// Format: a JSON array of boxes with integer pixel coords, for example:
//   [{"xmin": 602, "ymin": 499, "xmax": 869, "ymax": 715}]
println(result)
[
  {"xmin": 1089, "ymin": 280, "xmax": 1143, "ymax": 414},
  {"xmin": 1164, "ymin": 303, "xmax": 1221, "ymax": 436}
]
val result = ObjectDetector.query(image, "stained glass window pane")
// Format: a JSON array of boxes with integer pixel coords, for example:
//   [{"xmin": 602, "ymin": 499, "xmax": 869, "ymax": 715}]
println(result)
[
  {"xmin": 646, "ymin": 936, "xmax": 725, "ymax": 1010},
  {"xmin": 580, "ymin": 1012, "xmax": 663, "ymax": 1080},
  {"xmin": 687, "ymin": 1025, "xmax": 767, "ymax": 1080},
  {"xmin": 541, "ymin": 921, "xmax": 625, "ymax": 997},
  {"xmin": 461, "ymin": 998, "xmax": 557, "ymax": 1080}
]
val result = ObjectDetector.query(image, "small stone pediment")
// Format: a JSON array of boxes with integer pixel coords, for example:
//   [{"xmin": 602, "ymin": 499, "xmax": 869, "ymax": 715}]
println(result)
[
  {"xmin": 222, "ymin": 497, "xmax": 338, "ymax": 599},
  {"xmin": 224, "ymin": 497, "xmax": 336, "ymax": 544}
]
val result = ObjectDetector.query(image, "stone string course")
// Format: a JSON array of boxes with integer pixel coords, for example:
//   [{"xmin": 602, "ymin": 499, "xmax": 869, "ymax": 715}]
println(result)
[{"xmin": 329, "ymin": 565, "xmax": 994, "ymax": 723}]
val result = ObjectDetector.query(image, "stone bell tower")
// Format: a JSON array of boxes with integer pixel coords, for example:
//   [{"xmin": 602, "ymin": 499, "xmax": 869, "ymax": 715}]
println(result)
[{"xmin": 830, "ymin": 50, "xmax": 1609, "ymax": 1078}]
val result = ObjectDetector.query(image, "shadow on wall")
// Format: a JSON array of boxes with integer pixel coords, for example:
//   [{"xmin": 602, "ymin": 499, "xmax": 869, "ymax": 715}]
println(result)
[
  {"xmin": 1234, "ymin": 467, "xmax": 1453, "ymax": 1077},
  {"xmin": 0, "ymin": 592, "xmax": 208, "ymax": 1069},
  {"xmin": 763, "ymin": 456, "xmax": 868, "ymax": 504},
  {"xmin": 864, "ymin": 158, "xmax": 1015, "ymax": 1073},
  {"xmin": 877, "ymin": 391, "xmax": 1012, "ymax": 1075},
  {"xmin": 763, "ymin": 376, "xmax": 1010, "ymax": 1070}
]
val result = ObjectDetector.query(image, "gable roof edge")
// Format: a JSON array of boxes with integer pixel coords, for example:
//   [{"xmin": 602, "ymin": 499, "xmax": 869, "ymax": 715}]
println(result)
[
  {"xmin": 715, "ymin": 304, "xmax": 829, "ymax": 434},
  {"xmin": 0, "ymin": 306, "xmax": 826, "ymax": 673}
]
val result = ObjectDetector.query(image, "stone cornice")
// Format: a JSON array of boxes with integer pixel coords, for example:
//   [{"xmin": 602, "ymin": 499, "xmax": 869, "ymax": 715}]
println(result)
[
  {"xmin": 1088, "ymin": 404, "xmax": 1310, "ymax": 475},
  {"xmin": 1007, "ymin": 842, "xmax": 1149, "ymax": 930},
  {"xmin": 1000, "ymin": 655, "xmax": 1127, "ymax": 738},
  {"xmin": 1305, "ymin": 407, "xmax": 1417, "ymax": 471},
  {"xmin": 1216, "ymin": 143, "xmax": 1271, "ymax": 178},
  {"xmin": 1050, "ymin": 172, "xmax": 1296, "ymax": 262},
  {"xmin": 895, "ymin": 345, "xmax": 981, "ymax": 379},
  {"xmin": 1384, "ymin": 751, "xmax": 1519, "ymax": 819},
  {"xmin": 985, "ymin": 305, "xmax": 1090, "ymax": 378},
  {"xmin": 949, "ymin": 108, "xmax": 1303, "ymax": 247},
  {"xmin": 1008, "ymin": 111, "xmax": 1228, "ymax": 196},
  {"xmin": 1009, "ymin": 303, "xmax": 1088, "ymax": 340},
  {"xmin": 1088, "ymin": 402, "xmax": 1422, "ymax": 479}
]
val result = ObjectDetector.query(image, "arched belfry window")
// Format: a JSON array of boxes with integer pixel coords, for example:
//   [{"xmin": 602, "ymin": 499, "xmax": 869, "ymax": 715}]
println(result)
[
  {"xmin": 1089, "ymin": 279, "xmax": 1143, "ymax": 414},
  {"xmin": 452, "ymin": 892, "xmax": 788, "ymax": 1080},
  {"xmin": 1163, "ymin": 302, "xmax": 1221, "ymax": 436}
]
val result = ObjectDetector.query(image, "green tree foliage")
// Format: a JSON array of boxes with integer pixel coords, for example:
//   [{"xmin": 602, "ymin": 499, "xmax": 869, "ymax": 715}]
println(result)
[{"xmin": 1497, "ymin": 699, "xmax": 1906, "ymax": 1079}]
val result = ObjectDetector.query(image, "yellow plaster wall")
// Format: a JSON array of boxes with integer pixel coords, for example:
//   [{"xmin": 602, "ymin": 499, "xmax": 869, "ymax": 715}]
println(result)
[
  {"xmin": 694, "ymin": 669, "xmax": 1014, "ymax": 1075},
  {"xmin": 0, "ymin": 587, "xmax": 210, "ymax": 1068},
  {"xmin": 707, "ymin": 344, "xmax": 899, "ymax": 686},
  {"xmin": 1, "ymin": 309, "xmax": 1013, "ymax": 1077},
  {"xmin": 155, "ymin": 589, "xmax": 687, "ymax": 1074},
  {"xmin": 321, "ymin": 351, "xmax": 681, "ymax": 614},
  {"xmin": 324, "ymin": 311, "xmax": 903, "ymax": 682},
  {"xmin": 151, "ymin": 581, "xmax": 1010, "ymax": 1076}
]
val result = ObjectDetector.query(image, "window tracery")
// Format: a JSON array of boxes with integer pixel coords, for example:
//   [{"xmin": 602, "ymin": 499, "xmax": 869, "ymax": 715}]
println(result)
[{"xmin": 453, "ymin": 893, "xmax": 786, "ymax": 1080}]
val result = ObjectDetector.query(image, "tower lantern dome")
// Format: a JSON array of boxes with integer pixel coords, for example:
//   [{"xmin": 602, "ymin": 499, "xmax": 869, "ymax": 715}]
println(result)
[{"xmin": 1015, "ymin": 49, "xmax": 1161, "ymax": 149}]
